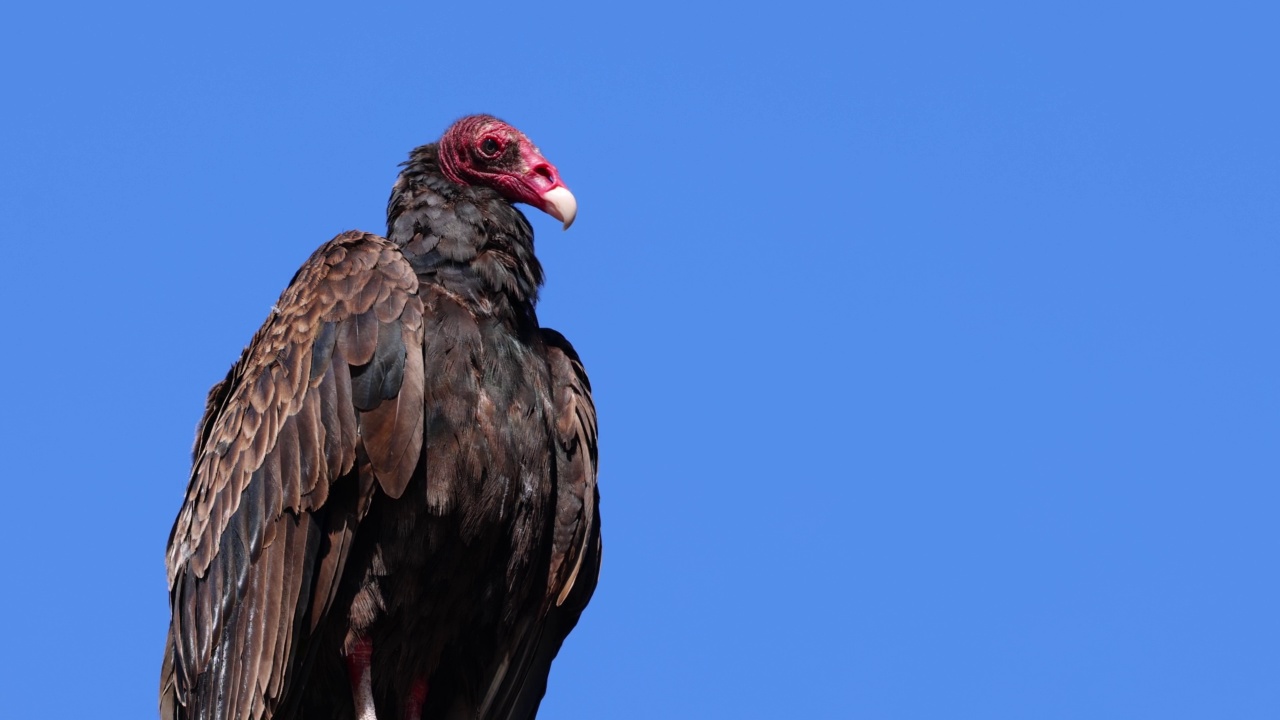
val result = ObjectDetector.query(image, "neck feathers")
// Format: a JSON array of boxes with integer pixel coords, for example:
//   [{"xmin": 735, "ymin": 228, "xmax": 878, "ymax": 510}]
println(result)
[{"xmin": 387, "ymin": 144, "xmax": 544, "ymax": 307}]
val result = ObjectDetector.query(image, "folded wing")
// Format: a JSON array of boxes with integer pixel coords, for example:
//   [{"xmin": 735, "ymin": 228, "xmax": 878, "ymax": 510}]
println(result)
[{"xmin": 160, "ymin": 232, "xmax": 425, "ymax": 720}]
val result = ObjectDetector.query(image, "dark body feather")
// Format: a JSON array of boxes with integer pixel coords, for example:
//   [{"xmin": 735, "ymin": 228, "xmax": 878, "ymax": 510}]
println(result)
[{"xmin": 161, "ymin": 144, "xmax": 600, "ymax": 720}]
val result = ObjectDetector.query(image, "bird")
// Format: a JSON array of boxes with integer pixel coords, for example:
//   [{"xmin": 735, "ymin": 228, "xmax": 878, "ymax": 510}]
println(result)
[{"xmin": 159, "ymin": 115, "xmax": 601, "ymax": 720}]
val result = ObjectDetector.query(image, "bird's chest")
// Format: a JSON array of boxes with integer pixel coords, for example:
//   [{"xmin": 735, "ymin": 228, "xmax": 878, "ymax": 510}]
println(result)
[
  {"xmin": 365, "ymin": 318, "xmax": 554, "ymax": 651},
  {"xmin": 360, "ymin": 290, "xmax": 555, "ymax": 626},
  {"xmin": 423, "ymin": 322, "xmax": 552, "ymax": 513}
]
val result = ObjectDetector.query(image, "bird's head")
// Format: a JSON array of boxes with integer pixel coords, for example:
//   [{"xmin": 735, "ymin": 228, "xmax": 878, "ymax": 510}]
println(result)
[{"xmin": 437, "ymin": 115, "xmax": 577, "ymax": 230}]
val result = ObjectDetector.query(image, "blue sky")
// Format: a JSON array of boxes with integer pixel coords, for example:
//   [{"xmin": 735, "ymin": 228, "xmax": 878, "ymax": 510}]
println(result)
[{"xmin": 1, "ymin": 2, "xmax": 1276, "ymax": 718}]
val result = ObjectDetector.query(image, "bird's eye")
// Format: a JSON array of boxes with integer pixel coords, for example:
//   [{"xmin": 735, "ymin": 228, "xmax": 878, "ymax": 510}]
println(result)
[{"xmin": 480, "ymin": 138, "xmax": 501, "ymax": 157}]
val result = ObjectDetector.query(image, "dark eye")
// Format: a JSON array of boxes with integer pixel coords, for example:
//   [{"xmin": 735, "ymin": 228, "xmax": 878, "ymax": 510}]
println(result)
[{"xmin": 480, "ymin": 137, "xmax": 501, "ymax": 157}]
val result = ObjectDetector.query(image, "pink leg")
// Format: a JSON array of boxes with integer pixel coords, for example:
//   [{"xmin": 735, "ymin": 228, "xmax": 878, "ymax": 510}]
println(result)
[
  {"xmin": 345, "ymin": 638, "xmax": 377, "ymax": 720},
  {"xmin": 404, "ymin": 677, "xmax": 429, "ymax": 720}
]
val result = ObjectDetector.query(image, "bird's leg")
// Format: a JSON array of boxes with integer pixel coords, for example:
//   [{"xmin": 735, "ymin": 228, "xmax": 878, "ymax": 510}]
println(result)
[
  {"xmin": 345, "ymin": 638, "xmax": 377, "ymax": 720},
  {"xmin": 404, "ymin": 677, "xmax": 429, "ymax": 720}
]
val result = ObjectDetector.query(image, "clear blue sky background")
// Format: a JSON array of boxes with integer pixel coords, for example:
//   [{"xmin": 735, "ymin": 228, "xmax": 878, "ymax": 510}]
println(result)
[{"xmin": 0, "ymin": 2, "xmax": 1276, "ymax": 718}]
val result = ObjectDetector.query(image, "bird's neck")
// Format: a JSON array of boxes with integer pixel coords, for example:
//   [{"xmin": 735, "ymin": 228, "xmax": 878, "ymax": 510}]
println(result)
[{"xmin": 387, "ymin": 145, "xmax": 544, "ymax": 317}]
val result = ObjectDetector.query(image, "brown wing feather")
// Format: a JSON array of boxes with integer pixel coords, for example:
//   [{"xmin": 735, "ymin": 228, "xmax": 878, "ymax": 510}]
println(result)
[
  {"xmin": 161, "ymin": 231, "xmax": 425, "ymax": 720},
  {"xmin": 541, "ymin": 328, "xmax": 600, "ymax": 608},
  {"xmin": 477, "ymin": 328, "xmax": 602, "ymax": 720}
]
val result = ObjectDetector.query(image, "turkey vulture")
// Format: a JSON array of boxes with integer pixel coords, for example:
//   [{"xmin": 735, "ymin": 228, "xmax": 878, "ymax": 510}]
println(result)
[{"xmin": 160, "ymin": 115, "xmax": 601, "ymax": 720}]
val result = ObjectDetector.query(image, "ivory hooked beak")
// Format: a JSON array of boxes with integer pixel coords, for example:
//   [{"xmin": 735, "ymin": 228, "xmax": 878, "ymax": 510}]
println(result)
[{"xmin": 540, "ymin": 186, "xmax": 578, "ymax": 230}]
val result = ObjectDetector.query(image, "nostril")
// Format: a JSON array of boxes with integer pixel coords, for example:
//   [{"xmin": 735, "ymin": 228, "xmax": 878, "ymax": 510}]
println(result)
[{"xmin": 533, "ymin": 164, "xmax": 555, "ymax": 182}]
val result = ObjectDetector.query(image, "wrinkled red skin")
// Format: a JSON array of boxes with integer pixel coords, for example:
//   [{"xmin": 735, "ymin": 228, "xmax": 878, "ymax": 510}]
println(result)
[{"xmin": 437, "ymin": 115, "xmax": 567, "ymax": 215}]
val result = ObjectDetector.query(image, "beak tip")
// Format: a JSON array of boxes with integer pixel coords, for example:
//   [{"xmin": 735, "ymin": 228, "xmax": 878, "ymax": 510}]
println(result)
[{"xmin": 540, "ymin": 186, "xmax": 578, "ymax": 232}]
